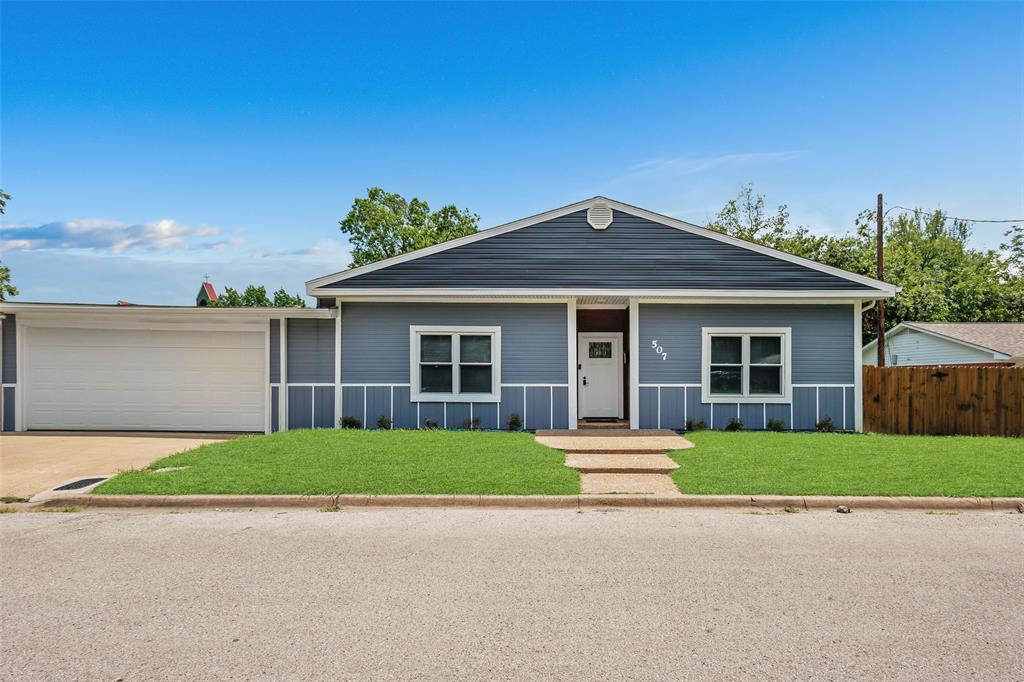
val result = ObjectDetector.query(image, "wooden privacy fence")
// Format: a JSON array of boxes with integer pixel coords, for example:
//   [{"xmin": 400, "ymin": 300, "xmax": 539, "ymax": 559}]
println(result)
[{"xmin": 863, "ymin": 366, "xmax": 1023, "ymax": 436}]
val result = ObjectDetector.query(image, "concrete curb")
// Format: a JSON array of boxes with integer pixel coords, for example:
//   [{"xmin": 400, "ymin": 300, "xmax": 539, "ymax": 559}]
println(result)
[{"xmin": 18, "ymin": 493, "xmax": 1024, "ymax": 512}]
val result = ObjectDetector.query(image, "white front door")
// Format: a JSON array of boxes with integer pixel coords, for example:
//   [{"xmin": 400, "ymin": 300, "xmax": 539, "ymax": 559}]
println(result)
[{"xmin": 577, "ymin": 333, "xmax": 622, "ymax": 418}]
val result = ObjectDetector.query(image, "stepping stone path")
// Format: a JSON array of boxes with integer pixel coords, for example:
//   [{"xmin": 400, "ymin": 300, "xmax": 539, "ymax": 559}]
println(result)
[{"xmin": 534, "ymin": 429, "xmax": 693, "ymax": 495}]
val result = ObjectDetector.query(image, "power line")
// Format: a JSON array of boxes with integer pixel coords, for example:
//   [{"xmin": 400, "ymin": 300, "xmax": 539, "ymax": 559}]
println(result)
[{"xmin": 883, "ymin": 204, "xmax": 1023, "ymax": 224}]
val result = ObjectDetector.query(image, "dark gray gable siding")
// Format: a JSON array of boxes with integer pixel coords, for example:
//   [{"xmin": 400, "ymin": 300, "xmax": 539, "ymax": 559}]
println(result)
[
  {"xmin": 269, "ymin": 319, "xmax": 280, "ymax": 383},
  {"xmin": 340, "ymin": 302, "xmax": 567, "ymax": 384},
  {"xmin": 2, "ymin": 314, "xmax": 15, "ymax": 384},
  {"xmin": 325, "ymin": 210, "xmax": 876, "ymax": 291}
]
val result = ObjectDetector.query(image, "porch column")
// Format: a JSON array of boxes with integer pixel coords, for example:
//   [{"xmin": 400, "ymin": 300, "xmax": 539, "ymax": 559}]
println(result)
[
  {"xmin": 280, "ymin": 317, "xmax": 288, "ymax": 431},
  {"xmin": 853, "ymin": 301, "xmax": 864, "ymax": 432},
  {"xmin": 629, "ymin": 298, "xmax": 639, "ymax": 429},
  {"xmin": 334, "ymin": 301, "xmax": 342, "ymax": 428},
  {"xmin": 566, "ymin": 297, "xmax": 577, "ymax": 430}
]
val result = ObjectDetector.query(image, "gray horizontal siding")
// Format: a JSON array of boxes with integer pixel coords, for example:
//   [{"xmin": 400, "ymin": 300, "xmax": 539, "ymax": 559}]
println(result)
[
  {"xmin": 326, "ymin": 210, "xmax": 875, "ymax": 291},
  {"xmin": 638, "ymin": 304, "xmax": 855, "ymax": 385},
  {"xmin": 2, "ymin": 314, "xmax": 15, "ymax": 384},
  {"xmin": 287, "ymin": 318, "xmax": 335, "ymax": 383},
  {"xmin": 340, "ymin": 302, "xmax": 567, "ymax": 384}
]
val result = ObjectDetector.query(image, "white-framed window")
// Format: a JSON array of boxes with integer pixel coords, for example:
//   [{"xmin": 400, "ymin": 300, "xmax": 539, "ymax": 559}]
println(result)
[
  {"xmin": 700, "ymin": 327, "xmax": 792, "ymax": 403},
  {"xmin": 409, "ymin": 325, "xmax": 501, "ymax": 402}
]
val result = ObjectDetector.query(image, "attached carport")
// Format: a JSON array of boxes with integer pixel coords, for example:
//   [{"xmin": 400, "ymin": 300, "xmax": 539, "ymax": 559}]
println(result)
[{"xmin": 0, "ymin": 303, "xmax": 334, "ymax": 433}]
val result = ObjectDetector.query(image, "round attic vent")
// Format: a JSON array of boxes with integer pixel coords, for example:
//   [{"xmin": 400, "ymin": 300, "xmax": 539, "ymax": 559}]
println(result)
[{"xmin": 587, "ymin": 203, "xmax": 613, "ymax": 230}]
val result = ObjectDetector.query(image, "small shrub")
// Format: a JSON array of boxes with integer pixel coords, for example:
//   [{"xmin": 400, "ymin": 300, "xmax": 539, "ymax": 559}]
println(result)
[
  {"xmin": 815, "ymin": 417, "xmax": 835, "ymax": 432},
  {"xmin": 724, "ymin": 417, "xmax": 743, "ymax": 431},
  {"xmin": 506, "ymin": 413, "xmax": 523, "ymax": 431},
  {"xmin": 463, "ymin": 417, "xmax": 481, "ymax": 431},
  {"xmin": 684, "ymin": 419, "xmax": 707, "ymax": 432},
  {"xmin": 376, "ymin": 415, "xmax": 393, "ymax": 430},
  {"xmin": 766, "ymin": 418, "xmax": 785, "ymax": 432},
  {"xmin": 422, "ymin": 417, "xmax": 440, "ymax": 430},
  {"xmin": 339, "ymin": 415, "xmax": 362, "ymax": 429}
]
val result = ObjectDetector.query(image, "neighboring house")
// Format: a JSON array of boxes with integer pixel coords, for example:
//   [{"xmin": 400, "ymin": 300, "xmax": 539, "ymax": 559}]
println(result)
[
  {"xmin": 0, "ymin": 197, "xmax": 895, "ymax": 434},
  {"xmin": 863, "ymin": 322, "xmax": 1024, "ymax": 367}
]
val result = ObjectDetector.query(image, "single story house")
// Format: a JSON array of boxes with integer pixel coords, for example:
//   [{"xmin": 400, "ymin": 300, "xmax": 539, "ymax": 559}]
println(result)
[
  {"xmin": 0, "ymin": 197, "xmax": 896, "ymax": 434},
  {"xmin": 863, "ymin": 322, "xmax": 1024, "ymax": 367}
]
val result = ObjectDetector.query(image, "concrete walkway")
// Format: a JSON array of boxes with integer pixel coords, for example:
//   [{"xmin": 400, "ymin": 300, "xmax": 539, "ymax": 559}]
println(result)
[{"xmin": 535, "ymin": 429, "xmax": 692, "ymax": 495}]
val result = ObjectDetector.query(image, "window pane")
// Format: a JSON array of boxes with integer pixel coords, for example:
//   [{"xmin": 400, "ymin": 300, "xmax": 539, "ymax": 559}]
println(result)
[
  {"xmin": 750, "ymin": 336, "xmax": 781, "ymax": 364},
  {"xmin": 459, "ymin": 365, "xmax": 492, "ymax": 393},
  {"xmin": 420, "ymin": 364, "xmax": 453, "ymax": 393},
  {"xmin": 710, "ymin": 336, "xmax": 741, "ymax": 364},
  {"xmin": 460, "ymin": 335, "xmax": 491, "ymax": 363},
  {"xmin": 420, "ymin": 335, "xmax": 452, "ymax": 363},
  {"xmin": 709, "ymin": 366, "xmax": 742, "ymax": 394},
  {"xmin": 750, "ymin": 366, "xmax": 782, "ymax": 395},
  {"xmin": 589, "ymin": 342, "xmax": 612, "ymax": 359}
]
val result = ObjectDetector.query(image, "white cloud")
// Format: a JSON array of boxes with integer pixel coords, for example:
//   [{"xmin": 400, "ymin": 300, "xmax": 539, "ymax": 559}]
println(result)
[
  {"xmin": 0, "ymin": 216, "xmax": 353, "ymax": 305},
  {"xmin": 0, "ymin": 218, "xmax": 221, "ymax": 254}
]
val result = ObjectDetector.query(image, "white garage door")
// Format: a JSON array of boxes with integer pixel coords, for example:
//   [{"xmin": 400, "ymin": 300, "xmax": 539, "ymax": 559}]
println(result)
[{"xmin": 25, "ymin": 326, "xmax": 265, "ymax": 431}]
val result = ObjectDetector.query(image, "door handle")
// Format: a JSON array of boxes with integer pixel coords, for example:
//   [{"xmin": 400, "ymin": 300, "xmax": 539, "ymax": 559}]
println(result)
[{"xmin": 582, "ymin": 376, "xmax": 588, "ymax": 386}]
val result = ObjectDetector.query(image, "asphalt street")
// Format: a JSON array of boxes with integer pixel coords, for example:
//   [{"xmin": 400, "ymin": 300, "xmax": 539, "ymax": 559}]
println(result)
[{"xmin": 2, "ymin": 508, "xmax": 1021, "ymax": 680}]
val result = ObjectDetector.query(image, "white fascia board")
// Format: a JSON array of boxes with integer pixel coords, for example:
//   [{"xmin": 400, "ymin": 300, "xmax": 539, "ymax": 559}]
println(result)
[
  {"xmin": 0, "ymin": 302, "xmax": 333, "ymax": 319},
  {"xmin": 307, "ymin": 195, "xmax": 898, "ymax": 296},
  {"xmin": 320, "ymin": 288, "xmax": 891, "ymax": 300}
]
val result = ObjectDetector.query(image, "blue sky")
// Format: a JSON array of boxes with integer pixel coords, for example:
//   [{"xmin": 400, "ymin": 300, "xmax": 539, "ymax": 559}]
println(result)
[{"xmin": 2, "ymin": 1, "xmax": 1022, "ymax": 304}]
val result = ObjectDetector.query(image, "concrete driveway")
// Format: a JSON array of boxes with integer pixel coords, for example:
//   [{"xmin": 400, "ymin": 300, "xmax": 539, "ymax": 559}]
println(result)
[
  {"xmin": 0, "ymin": 433, "xmax": 231, "ymax": 499},
  {"xmin": 1, "ymin": 509, "xmax": 1021, "ymax": 679}
]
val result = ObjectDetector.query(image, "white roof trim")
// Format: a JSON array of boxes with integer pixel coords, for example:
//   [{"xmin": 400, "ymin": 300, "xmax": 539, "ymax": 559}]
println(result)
[
  {"xmin": 862, "ymin": 322, "xmax": 1007, "ymax": 357},
  {"xmin": 0, "ymin": 302, "xmax": 333, "ymax": 319},
  {"xmin": 307, "ymin": 196, "xmax": 897, "ymax": 296},
  {"xmin": 323, "ymin": 287, "xmax": 883, "ymax": 299}
]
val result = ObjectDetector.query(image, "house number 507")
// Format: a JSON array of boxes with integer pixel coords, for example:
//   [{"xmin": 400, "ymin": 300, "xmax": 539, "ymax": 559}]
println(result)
[{"xmin": 651, "ymin": 340, "xmax": 668, "ymax": 361}]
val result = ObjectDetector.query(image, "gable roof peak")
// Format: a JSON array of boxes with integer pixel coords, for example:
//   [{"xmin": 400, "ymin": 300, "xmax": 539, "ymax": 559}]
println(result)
[{"xmin": 307, "ymin": 195, "xmax": 896, "ymax": 296}]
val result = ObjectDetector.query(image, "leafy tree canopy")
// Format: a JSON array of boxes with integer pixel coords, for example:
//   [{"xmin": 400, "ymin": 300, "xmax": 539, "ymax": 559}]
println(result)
[
  {"xmin": 706, "ymin": 184, "xmax": 1023, "ymax": 340},
  {"xmin": 0, "ymin": 188, "xmax": 18, "ymax": 301},
  {"xmin": 339, "ymin": 187, "xmax": 479, "ymax": 267},
  {"xmin": 211, "ymin": 285, "xmax": 306, "ymax": 308}
]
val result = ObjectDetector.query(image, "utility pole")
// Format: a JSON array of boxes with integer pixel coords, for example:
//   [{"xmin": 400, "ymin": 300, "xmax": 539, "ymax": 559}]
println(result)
[{"xmin": 876, "ymin": 193, "xmax": 886, "ymax": 367}]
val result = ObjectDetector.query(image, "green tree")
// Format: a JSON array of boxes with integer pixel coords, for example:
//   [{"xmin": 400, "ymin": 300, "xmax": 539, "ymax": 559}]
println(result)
[
  {"xmin": 211, "ymin": 285, "xmax": 306, "ymax": 308},
  {"xmin": 0, "ymin": 188, "xmax": 18, "ymax": 301},
  {"xmin": 339, "ymin": 187, "xmax": 479, "ymax": 266},
  {"xmin": 707, "ymin": 185, "xmax": 1024, "ymax": 341}
]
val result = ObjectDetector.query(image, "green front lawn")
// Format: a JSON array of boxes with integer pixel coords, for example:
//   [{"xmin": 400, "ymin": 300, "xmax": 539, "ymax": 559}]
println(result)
[
  {"xmin": 671, "ymin": 432, "xmax": 1024, "ymax": 498},
  {"xmin": 95, "ymin": 430, "xmax": 579, "ymax": 496}
]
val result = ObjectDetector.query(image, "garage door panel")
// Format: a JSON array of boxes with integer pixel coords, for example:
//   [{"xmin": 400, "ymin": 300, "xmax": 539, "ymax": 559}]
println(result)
[{"xmin": 26, "ymin": 327, "xmax": 266, "ymax": 432}]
